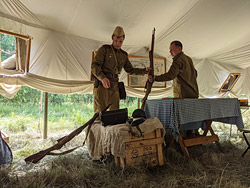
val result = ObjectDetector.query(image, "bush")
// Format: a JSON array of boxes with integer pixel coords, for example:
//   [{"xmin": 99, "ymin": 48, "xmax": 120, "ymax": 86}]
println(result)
[
  {"xmin": 7, "ymin": 113, "xmax": 30, "ymax": 132},
  {"xmin": 72, "ymin": 111, "xmax": 86, "ymax": 125}
]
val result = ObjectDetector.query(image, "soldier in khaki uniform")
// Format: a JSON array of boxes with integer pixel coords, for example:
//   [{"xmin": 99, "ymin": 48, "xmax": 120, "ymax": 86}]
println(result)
[
  {"xmin": 149, "ymin": 40, "xmax": 199, "ymax": 137},
  {"xmin": 91, "ymin": 26, "xmax": 150, "ymax": 112},
  {"xmin": 149, "ymin": 40, "xmax": 199, "ymax": 98}
]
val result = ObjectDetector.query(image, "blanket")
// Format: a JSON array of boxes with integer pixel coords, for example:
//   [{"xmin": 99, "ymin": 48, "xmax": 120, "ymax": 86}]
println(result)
[{"xmin": 86, "ymin": 117, "xmax": 165, "ymax": 160}]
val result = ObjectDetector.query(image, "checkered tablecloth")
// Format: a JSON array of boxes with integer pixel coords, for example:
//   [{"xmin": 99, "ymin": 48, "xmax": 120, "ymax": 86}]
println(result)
[{"xmin": 145, "ymin": 98, "xmax": 244, "ymax": 139}]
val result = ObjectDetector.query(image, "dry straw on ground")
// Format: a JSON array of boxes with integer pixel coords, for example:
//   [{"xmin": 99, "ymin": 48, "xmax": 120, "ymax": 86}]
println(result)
[{"xmin": 1, "ymin": 130, "xmax": 250, "ymax": 188}]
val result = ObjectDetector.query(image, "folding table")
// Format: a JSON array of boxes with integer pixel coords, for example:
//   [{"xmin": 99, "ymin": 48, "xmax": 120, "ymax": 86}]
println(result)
[{"xmin": 145, "ymin": 98, "xmax": 244, "ymax": 156}]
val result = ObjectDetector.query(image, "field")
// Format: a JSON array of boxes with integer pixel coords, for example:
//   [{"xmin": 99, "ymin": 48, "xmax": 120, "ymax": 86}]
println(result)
[{"xmin": 0, "ymin": 89, "xmax": 250, "ymax": 188}]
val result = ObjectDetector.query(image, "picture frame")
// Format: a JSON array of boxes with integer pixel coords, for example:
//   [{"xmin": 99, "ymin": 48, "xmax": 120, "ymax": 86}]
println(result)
[
  {"xmin": 127, "ymin": 55, "xmax": 166, "ymax": 88},
  {"xmin": 219, "ymin": 73, "xmax": 241, "ymax": 92}
]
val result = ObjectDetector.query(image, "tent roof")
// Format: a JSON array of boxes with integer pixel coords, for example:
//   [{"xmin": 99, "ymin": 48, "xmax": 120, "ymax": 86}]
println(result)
[
  {"xmin": 18, "ymin": 0, "xmax": 250, "ymax": 59},
  {"xmin": 1, "ymin": 0, "xmax": 250, "ymax": 98}
]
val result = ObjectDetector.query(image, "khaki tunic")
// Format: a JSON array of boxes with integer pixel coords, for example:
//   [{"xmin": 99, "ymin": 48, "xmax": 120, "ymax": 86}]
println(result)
[
  {"xmin": 155, "ymin": 52, "xmax": 199, "ymax": 98},
  {"xmin": 91, "ymin": 44, "xmax": 147, "ymax": 112}
]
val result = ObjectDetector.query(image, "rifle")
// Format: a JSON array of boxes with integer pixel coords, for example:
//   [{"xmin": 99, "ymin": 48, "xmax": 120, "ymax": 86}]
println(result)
[
  {"xmin": 141, "ymin": 28, "xmax": 155, "ymax": 110},
  {"xmin": 25, "ymin": 104, "xmax": 111, "ymax": 163}
]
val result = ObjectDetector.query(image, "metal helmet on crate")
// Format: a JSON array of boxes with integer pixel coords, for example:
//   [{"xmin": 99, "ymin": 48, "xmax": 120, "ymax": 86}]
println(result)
[
  {"xmin": 131, "ymin": 109, "xmax": 146, "ymax": 127},
  {"xmin": 132, "ymin": 109, "xmax": 146, "ymax": 119}
]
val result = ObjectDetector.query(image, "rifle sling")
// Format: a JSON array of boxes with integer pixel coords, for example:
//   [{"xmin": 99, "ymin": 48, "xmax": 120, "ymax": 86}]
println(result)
[{"xmin": 48, "ymin": 146, "xmax": 80, "ymax": 155}]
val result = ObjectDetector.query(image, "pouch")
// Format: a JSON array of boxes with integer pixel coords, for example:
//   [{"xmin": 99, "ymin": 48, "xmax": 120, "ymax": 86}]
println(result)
[
  {"xmin": 101, "ymin": 108, "xmax": 128, "ymax": 126},
  {"xmin": 118, "ymin": 82, "xmax": 126, "ymax": 100}
]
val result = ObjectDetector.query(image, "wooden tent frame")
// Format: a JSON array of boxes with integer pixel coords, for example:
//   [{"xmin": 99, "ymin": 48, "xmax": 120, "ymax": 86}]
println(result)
[{"xmin": 0, "ymin": 29, "xmax": 31, "ymax": 73}]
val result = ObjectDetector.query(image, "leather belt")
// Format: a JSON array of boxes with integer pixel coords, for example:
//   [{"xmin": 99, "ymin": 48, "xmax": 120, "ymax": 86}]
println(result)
[{"xmin": 105, "ymin": 73, "xmax": 118, "ymax": 79}]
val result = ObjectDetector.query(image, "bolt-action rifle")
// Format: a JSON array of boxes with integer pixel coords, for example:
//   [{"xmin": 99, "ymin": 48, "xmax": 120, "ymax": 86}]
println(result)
[
  {"xmin": 141, "ymin": 28, "xmax": 155, "ymax": 110},
  {"xmin": 25, "ymin": 104, "xmax": 111, "ymax": 163}
]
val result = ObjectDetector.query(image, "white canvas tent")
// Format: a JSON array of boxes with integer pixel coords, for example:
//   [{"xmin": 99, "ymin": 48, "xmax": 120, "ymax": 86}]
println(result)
[{"xmin": 1, "ymin": 0, "xmax": 250, "ymax": 99}]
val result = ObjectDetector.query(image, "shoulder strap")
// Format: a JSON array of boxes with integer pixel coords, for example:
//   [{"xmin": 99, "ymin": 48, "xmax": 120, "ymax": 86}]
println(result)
[{"xmin": 111, "ymin": 45, "xmax": 119, "ymax": 74}]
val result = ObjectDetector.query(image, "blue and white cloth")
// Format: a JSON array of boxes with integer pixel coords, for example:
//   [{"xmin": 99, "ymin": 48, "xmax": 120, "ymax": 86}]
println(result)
[
  {"xmin": 145, "ymin": 98, "xmax": 244, "ymax": 139},
  {"xmin": 0, "ymin": 135, "xmax": 12, "ymax": 165}
]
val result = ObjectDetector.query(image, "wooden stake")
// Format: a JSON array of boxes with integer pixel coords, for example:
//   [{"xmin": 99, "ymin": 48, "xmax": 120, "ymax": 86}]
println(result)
[{"xmin": 43, "ymin": 92, "xmax": 48, "ymax": 139}]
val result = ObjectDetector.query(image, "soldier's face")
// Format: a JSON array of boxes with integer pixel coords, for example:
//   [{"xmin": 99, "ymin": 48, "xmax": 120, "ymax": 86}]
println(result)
[
  {"xmin": 169, "ymin": 44, "xmax": 181, "ymax": 57},
  {"xmin": 112, "ymin": 36, "xmax": 124, "ymax": 49}
]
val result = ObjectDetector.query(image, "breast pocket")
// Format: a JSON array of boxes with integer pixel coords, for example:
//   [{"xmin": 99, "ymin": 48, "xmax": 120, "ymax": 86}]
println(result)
[
  {"xmin": 118, "ymin": 58, "xmax": 126, "ymax": 70},
  {"xmin": 105, "ymin": 53, "xmax": 116, "ymax": 67}
]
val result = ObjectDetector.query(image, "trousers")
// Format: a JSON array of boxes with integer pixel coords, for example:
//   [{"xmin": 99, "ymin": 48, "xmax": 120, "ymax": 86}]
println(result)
[{"xmin": 93, "ymin": 84, "xmax": 120, "ymax": 113}]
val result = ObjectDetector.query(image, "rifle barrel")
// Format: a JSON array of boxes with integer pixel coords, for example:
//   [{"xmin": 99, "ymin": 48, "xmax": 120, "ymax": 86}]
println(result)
[{"xmin": 141, "ymin": 28, "xmax": 155, "ymax": 109}]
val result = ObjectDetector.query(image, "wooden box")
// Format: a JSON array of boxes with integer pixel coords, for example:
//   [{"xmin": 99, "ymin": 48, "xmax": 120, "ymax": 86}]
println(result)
[{"xmin": 114, "ymin": 128, "xmax": 165, "ymax": 168}]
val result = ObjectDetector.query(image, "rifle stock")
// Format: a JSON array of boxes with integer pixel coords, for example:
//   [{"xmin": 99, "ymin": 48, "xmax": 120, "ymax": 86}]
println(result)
[{"xmin": 25, "ymin": 104, "xmax": 111, "ymax": 163}]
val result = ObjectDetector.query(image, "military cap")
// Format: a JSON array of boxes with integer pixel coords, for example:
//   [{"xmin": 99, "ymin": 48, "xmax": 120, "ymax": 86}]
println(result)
[{"xmin": 113, "ymin": 26, "xmax": 125, "ymax": 38}]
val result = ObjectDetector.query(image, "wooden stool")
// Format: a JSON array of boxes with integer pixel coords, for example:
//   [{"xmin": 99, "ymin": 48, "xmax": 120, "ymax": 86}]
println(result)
[{"xmin": 240, "ymin": 129, "xmax": 250, "ymax": 157}]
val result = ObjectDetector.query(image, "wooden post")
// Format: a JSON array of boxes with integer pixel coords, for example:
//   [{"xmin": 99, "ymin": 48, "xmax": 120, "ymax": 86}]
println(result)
[
  {"xmin": 0, "ymin": 29, "xmax": 30, "ymax": 40},
  {"xmin": 137, "ymin": 98, "xmax": 140, "ymax": 109},
  {"xmin": 26, "ymin": 38, "xmax": 31, "ymax": 73},
  {"xmin": 43, "ymin": 92, "xmax": 48, "ymax": 139},
  {"xmin": 37, "ymin": 91, "xmax": 43, "ymax": 135}
]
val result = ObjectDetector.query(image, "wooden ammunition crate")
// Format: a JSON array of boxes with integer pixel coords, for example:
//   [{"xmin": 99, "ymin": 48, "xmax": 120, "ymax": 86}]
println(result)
[{"xmin": 114, "ymin": 128, "xmax": 165, "ymax": 168}]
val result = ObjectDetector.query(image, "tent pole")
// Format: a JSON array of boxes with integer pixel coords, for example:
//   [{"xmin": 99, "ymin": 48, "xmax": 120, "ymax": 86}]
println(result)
[
  {"xmin": 137, "ymin": 98, "xmax": 140, "ymax": 109},
  {"xmin": 43, "ymin": 92, "xmax": 48, "ymax": 139}
]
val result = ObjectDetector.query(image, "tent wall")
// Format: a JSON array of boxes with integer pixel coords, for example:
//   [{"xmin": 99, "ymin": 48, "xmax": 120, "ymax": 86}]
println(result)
[{"xmin": 1, "ymin": 0, "xmax": 250, "ymax": 100}]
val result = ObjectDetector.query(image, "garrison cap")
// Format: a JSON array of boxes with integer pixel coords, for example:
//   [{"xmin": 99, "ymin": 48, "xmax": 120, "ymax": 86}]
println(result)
[{"xmin": 113, "ymin": 26, "xmax": 125, "ymax": 38}]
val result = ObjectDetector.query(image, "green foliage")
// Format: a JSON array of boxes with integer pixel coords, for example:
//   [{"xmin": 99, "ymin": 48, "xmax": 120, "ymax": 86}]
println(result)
[
  {"xmin": 0, "ymin": 33, "xmax": 15, "ymax": 61},
  {"xmin": 0, "ymin": 86, "xmax": 40, "ymax": 105},
  {"xmin": 0, "ymin": 87, "xmax": 93, "ymax": 105},
  {"xmin": 7, "ymin": 113, "xmax": 32, "ymax": 132},
  {"xmin": 71, "ymin": 111, "xmax": 85, "ymax": 125},
  {"xmin": 0, "ymin": 86, "xmax": 139, "ymax": 135},
  {"xmin": 120, "ymin": 98, "xmax": 138, "ymax": 116}
]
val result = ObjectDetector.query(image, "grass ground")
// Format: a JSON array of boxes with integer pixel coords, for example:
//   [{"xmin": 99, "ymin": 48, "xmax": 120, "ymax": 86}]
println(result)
[{"xmin": 0, "ymin": 101, "xmax": 250, "ymax": 187}]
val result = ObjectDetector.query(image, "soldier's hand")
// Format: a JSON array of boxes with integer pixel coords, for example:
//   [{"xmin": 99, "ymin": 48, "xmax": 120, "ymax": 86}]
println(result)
[
  {"xmin": 101, "ymin": 78, "xmax": 110, "ymax": 88},
  {"xmin": 148, "ymin": 75, "xmax": 155, "ymax": 82},
  {"xmin": 145, "ymin": 67, "xmax": 151, "ymax": 73}
]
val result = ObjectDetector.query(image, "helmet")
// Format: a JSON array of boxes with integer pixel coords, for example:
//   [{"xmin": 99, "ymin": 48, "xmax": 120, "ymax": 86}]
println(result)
[{"xmin": 132, "ymin": 109, "xmax": 146, "ymax": 119}]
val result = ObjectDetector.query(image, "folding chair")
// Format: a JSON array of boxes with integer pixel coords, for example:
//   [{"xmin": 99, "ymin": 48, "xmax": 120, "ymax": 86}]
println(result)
[{"xmin": 241, "ymin": 129, "xmax": 250, "ymax": 157}]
